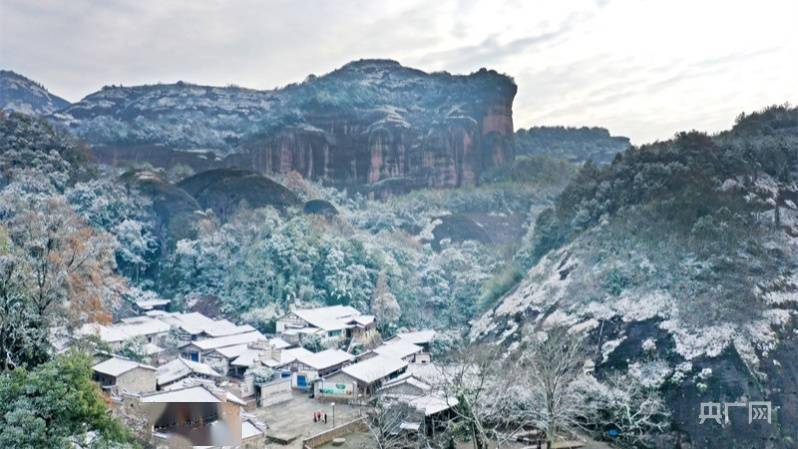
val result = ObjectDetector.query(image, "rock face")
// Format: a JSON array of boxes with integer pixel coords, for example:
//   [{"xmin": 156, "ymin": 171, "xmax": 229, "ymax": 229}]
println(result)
[
  {"xmin": 177, "ymin": 168, "xmax": 299, "ymax": 220},
  {"xmin": 0, "ymin": 70, "xmax": 71, "ymax": 116},
  {"xmin": 54, "ymin": 59, "xmax": 517, "ymax": 190}
]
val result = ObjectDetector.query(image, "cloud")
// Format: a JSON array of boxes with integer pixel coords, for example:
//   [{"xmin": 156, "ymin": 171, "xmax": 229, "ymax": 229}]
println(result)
[{"xmin": 1, "ymin": 0, "xmax": 796, "ymax": 144}]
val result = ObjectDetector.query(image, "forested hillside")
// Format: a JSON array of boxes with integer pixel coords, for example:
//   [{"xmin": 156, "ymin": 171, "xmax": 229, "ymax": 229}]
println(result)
[
  {"xmin": 0, "ymin": 109, "xmax": 568, "ymax": 354},
  {"xmin": 515, "ymin": 126, "xmax": 631, "ymax": 164},
  {"xmin": 0, "ymin": 70, "xmax": 71, "ymax": 116},
  {"xmin": 474, "ymin": 105, "xmax": 798, "ymax": 447}
]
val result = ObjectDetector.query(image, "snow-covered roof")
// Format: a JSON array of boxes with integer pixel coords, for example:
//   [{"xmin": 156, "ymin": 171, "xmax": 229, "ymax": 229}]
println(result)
[
  {"xmin": 134, "ymin": 298, "xmax": 170, "ymax": 311},
  {"xmin": 402, "ymin": 394, "xmax": 458, "ymax": 416},
  {"xmin": 203, "ymin": 321, "xmax": 255, "ymax": 338},
  {"xmin": 296, "ymin": 349, "xmax": 355, "ymax": 370},
  {"xmin": 189, "ymin": 331, "xmax": 266, "ymax": 351},
  {"xmin": 158, "ymin": 378, "xmax": 248, "ymax": 407},
  {"xmin": 269, "ymin": 337, "xmax": 292, "ymax": 349},
  {"xmin": 283, "ymin": 347, "xmax": 313, "ymax": 360},
  {"xmin": 157, "ymin": 358, "xmax": 221, "ymax": 386},
  {"xmin": 139, "ymin": 385, "xmax": 222, "ymax": 403},
  {"xmin": 214, "ymin": 344, "xmax": 250, "ymax": 359},
  {"xmin": 242, "ymin": 419, "xmax": 266, "ymax": 440},
  {"xmin": 231, "ymin": 348, "xmax": 263, "ymax": 368},
  {"xmin": 282, "ymin": 327, "xmax": 322, "ymax": 336},
  {"xmin": 373, "ymin": 340, "xmax": 423, "ymax": 360},
  {"xmin": 155, "ymin": 312, "xmax": 254, "ymax": 337},
  {"xmin": 290, "ymin": 305, "xmax": 362, "ymax": 331},
  {"xmin": 93, "ymin": 357, "xmax": 155, "ymax": 377},
  {"xmin": 346, "ymin": 315, "xmax": 375, "ymax": 326},
  {"xmin": 142, "ymin": 343, "xmax": 164, "ymax": 356},
  {"xmin": 268, "ymin": 347, "xmax": 314, "ymax": 367},
  {"xmin": 342, "ymin": 355, "xmax": 407, "ymax": 384},
  {"xmin": 395, "ymin": 330, "xmax": 436, "ymax": 345},
  {"xmin": 79, "ymin": 317, "xmax": 170, "ymax": 343},
  {"xmin": 406, "ymin": 362, "xmax": 448, "ymax": 385},
  {"xmin": 226, "ymin": 391, "xmax": 247, "ymax": 406},
  {"xmin": 378, "ymin": 373, "xmax": 432, "ymax": 393}
]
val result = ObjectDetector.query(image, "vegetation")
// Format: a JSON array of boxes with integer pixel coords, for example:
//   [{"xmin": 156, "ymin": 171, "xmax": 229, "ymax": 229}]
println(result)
[
  {"xmin": 515, "ymin": 126, "xmax": 631, "ymax": 164},
  {"xmin": 0, "ymin": 113, "xmax": 137, "ymax": 447},
  {"xmin": 0, "ymin": 352, "xmax": 137, "ymax": 449},
  {"xmin": 524, "ymin": 106, "xmax": 798, "ymax": 326}
]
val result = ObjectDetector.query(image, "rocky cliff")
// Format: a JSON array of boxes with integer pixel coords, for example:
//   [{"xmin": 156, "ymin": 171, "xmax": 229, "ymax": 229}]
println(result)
[{"xmin": 54, "ymin": 60, "xmax": 517, "ymax": 190}]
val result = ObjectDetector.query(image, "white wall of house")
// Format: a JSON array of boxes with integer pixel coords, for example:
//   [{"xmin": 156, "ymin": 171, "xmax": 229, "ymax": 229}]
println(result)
[
  {"xmin": 116, "ymin": 368, "xmax": 157, "ymax": 394},
  {"xmin": 314, "ymin": 372, "xmax": 359, "ymax": 400}
]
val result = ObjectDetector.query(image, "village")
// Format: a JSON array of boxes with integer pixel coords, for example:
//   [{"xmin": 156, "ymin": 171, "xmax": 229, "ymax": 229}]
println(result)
[{"xmin": 78, "ymin": 299, "xmax": 459, "ymax": 449}]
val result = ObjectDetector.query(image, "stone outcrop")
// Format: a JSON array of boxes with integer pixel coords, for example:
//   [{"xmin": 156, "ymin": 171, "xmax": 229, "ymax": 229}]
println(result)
[{"xmin": 54, "ymin": 59, "xmax": 517, "ymax": 191}]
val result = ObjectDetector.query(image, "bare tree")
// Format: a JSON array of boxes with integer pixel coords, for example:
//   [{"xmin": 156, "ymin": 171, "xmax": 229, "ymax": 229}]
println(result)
[
  {"xmin": 588, "ymin": 373, "xmax": 670, "ymax": 448},
  {"xmin": 521, "ymin": 326, "xmax": 591, "ymax": 449},
  {"xmin": 437, "ymin": 344, "xmax": 529, "ymax": 449},
  {"xmin": 363, "ymin": 395, "xmax": 418, "ymax": 449}
]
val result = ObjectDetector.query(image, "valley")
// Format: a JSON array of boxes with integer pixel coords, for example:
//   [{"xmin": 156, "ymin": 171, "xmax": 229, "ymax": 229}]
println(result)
[{"xmin": 1, "ymin": 59, "xmax": 796, "ymax": 449}]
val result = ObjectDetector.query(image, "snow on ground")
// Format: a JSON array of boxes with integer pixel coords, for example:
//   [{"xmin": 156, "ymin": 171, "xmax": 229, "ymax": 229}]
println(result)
[{"xmin": 472, "ymin": 225, "xmax": 798, "ymax": 370}]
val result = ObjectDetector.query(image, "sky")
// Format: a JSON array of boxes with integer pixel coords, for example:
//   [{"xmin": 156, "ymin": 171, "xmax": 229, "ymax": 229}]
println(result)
[{"xmin": 1, "ymin": 0, "xmax": 796, "ymax": 144}]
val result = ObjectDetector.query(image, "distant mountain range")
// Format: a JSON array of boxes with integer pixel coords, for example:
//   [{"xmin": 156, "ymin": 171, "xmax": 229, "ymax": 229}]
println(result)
[
  {"xmin": 515, "ymin": 125, "xmax": 631, "ymax": 164},
  {"xmin": 1, "ymin": 62, "xmax": 633, "ymax": 191},
  {"xmin": 0, "ymin": 70, "xmax": 70, "ymax": 115}
]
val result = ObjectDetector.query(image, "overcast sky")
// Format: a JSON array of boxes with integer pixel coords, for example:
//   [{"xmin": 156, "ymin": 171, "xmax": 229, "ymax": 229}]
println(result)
[{"xmin": 2, "ymin": 0, "xmax": 796, "ymax": 144}]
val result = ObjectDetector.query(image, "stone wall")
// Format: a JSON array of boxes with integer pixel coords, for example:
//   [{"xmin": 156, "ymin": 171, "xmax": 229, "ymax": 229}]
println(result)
[{"xmin": 301, "ymin": 417, "xmax": 368, "ymax": 449}]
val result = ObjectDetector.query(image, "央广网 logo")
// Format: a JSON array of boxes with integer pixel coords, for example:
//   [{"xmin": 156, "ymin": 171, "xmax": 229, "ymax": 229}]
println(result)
[{"xmin": 699, "ymin": 400, "xmax": 772, "ymax": 425}]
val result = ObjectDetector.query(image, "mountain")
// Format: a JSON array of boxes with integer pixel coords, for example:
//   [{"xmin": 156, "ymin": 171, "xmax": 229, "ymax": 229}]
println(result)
[
  {"xmin": 473, "ymin": 105, "xmax": 798, "ymax": 447},
  {"xmin": 515, "ymin": 126, "xmax": 631, "ymax": 164},
  {"xmin": 54, "ymin": 59, "xmax": 517, "ymax": 190},
  {"xmin": 0, "ymin": 70, "xmax": 70, "ymax": 116},
  {"xmin": 0, "ymin": 111, "xmax": 93, "ymax": 188}
]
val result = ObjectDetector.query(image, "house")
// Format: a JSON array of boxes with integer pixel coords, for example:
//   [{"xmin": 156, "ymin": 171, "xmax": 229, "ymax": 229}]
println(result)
[
  {"xmin": 268, "ymin": 336, "xmax": 292, "ymax": 350},
  {"xmin": 279, "ymin": 326, "xmax": 324, "ymax": 346},
  {"xmin": 156, "ymin": 358, "xmax": 221, "ymax": 389},
  {"xmin": 209, "ymin": 338, "xmax": 290, "ymax": 378},
  {"xmin": 204, "ymin": 344, "xmax": 251, "ymax": 376},
  {"xmin": 152, "ymin": 311, "xmax": 256, "ymax": 341},
  {"xmin": 389, "ymin": 394, "xmax": 459, "ymax": 437},
  {"xmin": 132, "ymin": 297, "xmax": 171, "ymax": 315},
  {"xmin": 343, "ymin": 314, "xmax": 379, "ymax": 350},
  {"xmin": 377, "ymin": 373, "xmax": 433, "ymax": 397},
  {"xmin": 79, "ymin": 316, "xmax": 170, "ymax": 348},
  {"xmin": 180, "ymin": 331, "xmax": 266, "ymax": 362},
  {"xmin": 377, "ymin": 371, "xmax": 458, "ymax": 438},
  {"xmin": 92, "ymin": 357, "xmax": 157, "ymax": 394},
  {"xmin": 315, "ymin": 354, "xmax": 408, "ymax": 399},
  {"xmin": 372, "ymin": 339, "xmax": 426, "ymax": 363},
  {"xmin": 394, "ymin": 330, "xmax": 436, "ymax": 353},
  {"xmin": 128, "ymin": 385, "xmax": 245, "ymax": 447},
  {"xmin": 290, "ymin": 349, "xmax": 355, "ymax": 390},
  {"xmin": 141, "ymin": 342, "xmax": 171, "ymax": 366},
  {"xmin": 260, "ymin": 346, "xmax": 314, "ymax": 371},
  {"xmin": 276, "ymin": 305, "xmax": 365, "ymax": 345}
]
